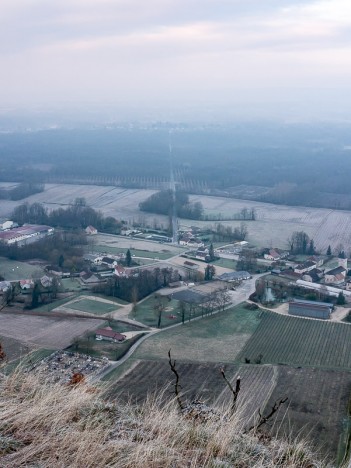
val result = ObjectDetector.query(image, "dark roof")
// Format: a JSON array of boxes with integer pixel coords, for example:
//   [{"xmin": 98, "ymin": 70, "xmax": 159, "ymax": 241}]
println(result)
[
  {"xmin": 218, "ymin": 271, "xmax": 251, "ymax": 281},
  {"xmin": 290, "ymin": 299, "xmax": 333, "ymax": 310},
  {"xmin": 171, "ymin": 289, "xmax": 207, "ymax": 304},
  {"xmin": 325, "ymin": 266, "xmax": 346, "ymax": 276},
  {"xmin": 101, "ymin": 257, "xmax": 116, "ymax": 264}
]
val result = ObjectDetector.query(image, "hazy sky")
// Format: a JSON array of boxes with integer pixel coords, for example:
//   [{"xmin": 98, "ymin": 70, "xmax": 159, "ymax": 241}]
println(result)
[{"xmin": 1, "ymin": 0, "xmax": 351, "ymax": 120}]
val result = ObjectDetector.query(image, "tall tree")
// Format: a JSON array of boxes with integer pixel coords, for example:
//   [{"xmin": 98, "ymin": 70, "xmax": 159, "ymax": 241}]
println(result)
[
  {"xmin": 126, "ymin": 249, "xmax": 132, "ymax": 267},
  {"xmin": 326, "ymin": 245, "xmax": 332, "ymax": 256},
  {"xmin": 209, "ymin": 243, "xmax": 215, "ymax": 261}
]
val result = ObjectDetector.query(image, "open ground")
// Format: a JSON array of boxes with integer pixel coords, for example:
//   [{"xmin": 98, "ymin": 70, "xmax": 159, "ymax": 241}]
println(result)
[
  {"xmin": 1, "ymin": 183, "xmax": 350, "ymax": 252},
  {"xmin": 0, "ymin": 312, "xmax": 104, "ymax": 349}
]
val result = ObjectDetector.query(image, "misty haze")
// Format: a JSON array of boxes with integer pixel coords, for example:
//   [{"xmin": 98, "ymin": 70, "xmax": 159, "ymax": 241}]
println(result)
[{"xmin": 0, "ymin": 1, "xmax": 350, "ymax": 467}]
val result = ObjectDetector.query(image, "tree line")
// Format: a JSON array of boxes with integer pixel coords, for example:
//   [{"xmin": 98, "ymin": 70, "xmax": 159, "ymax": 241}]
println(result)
[
  {"xmin": 139, "ymin": 190, "xmax": 204, "ymax": 220},
  {"xmin": 11, "ymin": 198, "xmax": 123, "ymax": 233},
  {"xmin": 92, "ymin": 267, "xmax": 180, "ymax": 302},
  {"xmin": 212, "ymin": 222, "xmax": 248, "ymax": 242},
  {"xmin": 0, "ymin": 182, "xmax": 44, "ymax": 201},
  {"xmin": 0, "ymin": 231, "xmax": 86, "ymax": 272}
]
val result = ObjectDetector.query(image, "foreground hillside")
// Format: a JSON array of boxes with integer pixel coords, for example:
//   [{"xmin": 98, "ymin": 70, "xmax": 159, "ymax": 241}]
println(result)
[{"xmin": 0, "ymin": 370, "xmax": 329, "ymax": 468}]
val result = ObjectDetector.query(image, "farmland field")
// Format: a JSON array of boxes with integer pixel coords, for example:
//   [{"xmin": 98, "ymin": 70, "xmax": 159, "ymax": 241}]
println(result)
[
  {"xmin": 133, "ymin": 304, "xmax": 261, "ymax": 362},
  {"xmin": 106, "ymin": 360, "xmax": 351, "ymax": 462},
  {"xmin": 264, "ymin": 366, "xmax": 351, "ymax": 463},
  {"xmin": 0, "ymin": 257, "xmax": 45, "ymax": 281},
  {"xmin": 1, "ymin": 183, "xmax": 351, "ymax": 252},
  {"xmin": 4, "ymin": 182, "xmax": 351, "ymax": 252},
  {"xmin": 0, "ymin": 312, "xmax": 104, "ymax": 349},
  {"xmin": 0, "ymin": 334, "xmax": 35, "ymax": 362},
  {"xmin": 237, "ymin": 311, "xmax": 351, "ymax": 369}
]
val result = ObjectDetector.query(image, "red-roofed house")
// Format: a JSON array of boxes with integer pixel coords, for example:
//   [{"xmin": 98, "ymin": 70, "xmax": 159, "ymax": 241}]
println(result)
[{"xmin": 95, "ymin": 327, "xmax": 126, "ymax": 342}]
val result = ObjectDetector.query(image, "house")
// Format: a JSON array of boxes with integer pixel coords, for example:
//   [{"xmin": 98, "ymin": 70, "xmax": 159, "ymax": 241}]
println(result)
[
  {"xmin": 264, "ymin": 248, "xmax": 289, "ymax": 261},
  {"xmin": 80, "ymin": 271, "xmax": 101, "ymax": 284},
  {"xmin": 20, "ymin": 279, "xmax": 34, "ymax": 290},
  {"xmin": 294, "ymin": 261, "xmax": 316, "ymax": 275},
  {"xmin": 40, "ymin": 275, "xmax": 53, "ymax": 288},
  {"xmin": 264, "ymin": 249, "xmax": 281, "ymax": 261},
  {"xmin": 85, "ymin": 225, "xmax": 98, "ymax": 235},
  {"xmin": 288, "ymin": 299, "xmax": 333, "ymax": 320},
  {"xmin": 324, "ymin": 266, "xmax": 347, "ymax": 285},
  {"xmin": 217, "ymin": 271, "xmax": 251, "ymax": 282},
  {"xmin": 101, "ymin": 257, "xmax": 118, "ymax": 268},
  {"xmin": 95, "ymin": 327, "xmax": 126, "ymax": 342},
  {"xmin": 114, "ymin": 265, "xmax": 128, "ymax": 277},
  {"xmin": 302, "ymin": 268, "xmax": 324, "ymax": 283},
  {"xmin": 195, "ymin": 251, "xmax": 211, "ymax": 262}
]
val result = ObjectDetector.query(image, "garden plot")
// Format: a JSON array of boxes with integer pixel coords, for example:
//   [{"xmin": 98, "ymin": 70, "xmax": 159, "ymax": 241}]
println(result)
[{"xmin": 0, "ymin": 313, "xmax": 104, "ymax": 349}]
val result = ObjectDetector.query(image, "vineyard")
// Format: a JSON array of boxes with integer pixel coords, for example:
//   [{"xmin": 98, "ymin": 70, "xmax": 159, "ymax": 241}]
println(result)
[
  {"xmin": 237, "ymin": 311, "xmax": 351, "ymax": 369},
  {"xmin": 106, "ymin": 359, "xmax": 351, "ymax": 462},
  {"xmin": 264, "ymin": 366, "xmax": 351, "ymax": 462}
]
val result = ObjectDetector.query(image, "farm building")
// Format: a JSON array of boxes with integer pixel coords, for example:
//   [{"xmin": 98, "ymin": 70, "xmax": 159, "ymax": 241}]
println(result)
[
  {"xmin": 294, "ymin": 261, "xmax": 317, "ymax": 275},
  {"xmin": 95, "ymin": 328, "xmax": 126, "ymax": 342},
  {"xmin": 324, "ymin": 266, "xmax": 346, "ymax": 285},
  {"xmin": 217, "ymin": 271, "xmax": 251, "ymax": 282},
  {"xmin": 0, "ymin": 224, "xmax": 54, "ymax": 245},
  {"xmin": 264, "ymin": 248, "xmax": 289, "ymax": 261},
  {"xmin": 183, "ymin": 261, "xmax": 199, "ymax": 270},
  {"xmin": 288, "ymin": 299, "xmax": 333, "ymax": 320}
]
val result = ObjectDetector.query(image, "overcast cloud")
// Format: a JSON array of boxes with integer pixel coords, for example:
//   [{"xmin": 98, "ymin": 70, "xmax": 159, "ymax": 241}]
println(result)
[{"xmin": 1, "ymin": 0, "xmax": 351, "ymax": 120}]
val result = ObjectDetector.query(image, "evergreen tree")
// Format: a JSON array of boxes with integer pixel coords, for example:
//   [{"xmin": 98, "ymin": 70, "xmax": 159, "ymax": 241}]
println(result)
[
  {"xmin": 209, "ymin": 243, "xmax": 215, "ymax": 261},
  {"xmin": 126, "ymin": 249, "xmax": 132, "ymax": 267},
  {"xmin": 326, "ymin": 245, "xmax": 332, "ymax": 256},
  {"xmin": 336, "ymin": 291, "xmax": 346, "ymax": 305}
]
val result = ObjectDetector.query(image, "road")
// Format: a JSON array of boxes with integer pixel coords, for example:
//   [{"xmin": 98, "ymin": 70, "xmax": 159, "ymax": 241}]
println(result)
[{"xmin": 98, "ymin": 274, "xmax": 263, "ymax": 380}]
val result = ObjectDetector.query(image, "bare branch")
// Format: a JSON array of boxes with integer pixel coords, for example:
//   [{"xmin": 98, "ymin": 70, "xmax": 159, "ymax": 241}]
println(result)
[
  {"xmin": 220, "ymin": 367, "xmax": 241, "ymax": 414},
  {"xmin": 168, "ymin": 349, "xmax": 184, "ymax": 410},
  {"xmin": 246, "ymin": 397, "xmax": 288, "ymax": 433}
]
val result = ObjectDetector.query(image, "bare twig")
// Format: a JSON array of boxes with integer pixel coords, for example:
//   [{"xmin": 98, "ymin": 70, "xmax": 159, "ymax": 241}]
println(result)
[
  {"xmin": 220, "ymin": 367, "xmax": 241, "ymax": 414},
  {"xmin": 246, "ymin": 397, "xmax": 288, "ymax": 433},
  {"xmin": 168, "ymin": 349, "xmax": 184, "ymax": 410}
]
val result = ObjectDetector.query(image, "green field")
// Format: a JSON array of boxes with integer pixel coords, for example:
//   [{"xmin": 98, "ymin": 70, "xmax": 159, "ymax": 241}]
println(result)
[
  {"xmin": 133, "ymin": 304, "xmax": 261, "ymax": 363},
  {"xmin": 130, "ymin": 295, "xmax": 208, "ymax": 328},
  {"xmin": 92, "ymin": 245, "xmax": 174, "ymax": 260},
  {"xmin": 0, "ymin": 257, "xmax": 45, "ymax": 281},
  {"xmin": 67, "ymin": 298, "xmax": 121, "ymax": 315},
  {"xmin": 60, "ymin": 278, "xmax": 83, "ymax": 292},
  {"xmin": 68, "ymin": 332, "xmax": 146, "ymax": 361},
  {"xmin": 212, "ymin": 258, "xmax": 237, "ymax": 269},
  {"xmin": 237, "ymin": 312, "xmax": 351, "ymax": 369}
]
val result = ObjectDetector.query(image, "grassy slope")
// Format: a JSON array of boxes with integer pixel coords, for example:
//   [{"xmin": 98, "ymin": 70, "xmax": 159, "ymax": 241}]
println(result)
[
  {"xmin": 0, "ymin": 370, "xmax": 326, "ymax": 468},
  {"xmin": 133, "ymin": 304, "xmax": 261, "ymax": 363}
]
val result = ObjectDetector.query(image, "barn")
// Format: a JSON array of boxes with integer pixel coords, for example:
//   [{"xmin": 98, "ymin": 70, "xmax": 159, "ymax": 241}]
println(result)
[{"xmin": 288, "ymin": 299, "xmax": 333, "ymax": 320}]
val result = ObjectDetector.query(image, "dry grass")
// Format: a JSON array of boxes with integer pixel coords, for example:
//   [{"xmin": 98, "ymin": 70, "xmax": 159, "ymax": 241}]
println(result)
[{"xmin": 0, "ymin": 369, "xmax": 332, "ymax": 467}]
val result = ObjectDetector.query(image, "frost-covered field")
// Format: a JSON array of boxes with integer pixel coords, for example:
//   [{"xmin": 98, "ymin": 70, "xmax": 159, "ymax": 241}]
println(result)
[{"xmin": 0, "ymin": 183, "xmax": 350, "ymax": 252}]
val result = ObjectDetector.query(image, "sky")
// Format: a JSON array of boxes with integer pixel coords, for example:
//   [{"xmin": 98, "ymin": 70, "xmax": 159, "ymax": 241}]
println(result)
[{"xmin": 1, "ymin": 0, "xmax": 351, "ymax": 121}]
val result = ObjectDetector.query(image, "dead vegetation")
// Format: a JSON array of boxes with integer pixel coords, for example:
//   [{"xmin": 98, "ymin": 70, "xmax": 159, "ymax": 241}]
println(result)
[{"xmin": 0, "ymin": 368, "xmax": 330, "ymax": 468}]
